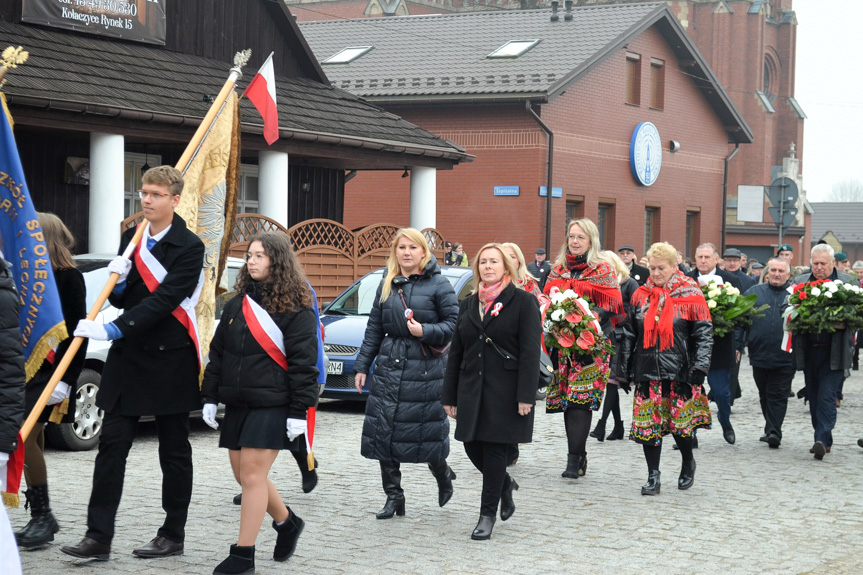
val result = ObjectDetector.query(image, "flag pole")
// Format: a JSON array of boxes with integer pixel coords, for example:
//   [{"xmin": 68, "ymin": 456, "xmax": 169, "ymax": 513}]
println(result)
[{"xmin": 19, "ymin": 49, "xmax": 252, "ymax": 442}]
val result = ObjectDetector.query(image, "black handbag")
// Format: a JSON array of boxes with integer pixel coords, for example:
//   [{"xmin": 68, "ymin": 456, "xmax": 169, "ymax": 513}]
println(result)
[{"xmin": 481, "ymin": 330, "xmax": 554, "ymax": 390}]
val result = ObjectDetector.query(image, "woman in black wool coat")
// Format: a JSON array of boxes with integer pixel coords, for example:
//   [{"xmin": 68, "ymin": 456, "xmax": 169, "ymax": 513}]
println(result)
[
  {"xmin": 354, "ymin": 228, "xmax": 459, "ymax": 520},
  {"xmin": 442, "ymin": 243, "xmax": 541, "ymax": 541},
  {"xmin": 15, "ymin": 212, "xmax": 87, "ymax": 549}
]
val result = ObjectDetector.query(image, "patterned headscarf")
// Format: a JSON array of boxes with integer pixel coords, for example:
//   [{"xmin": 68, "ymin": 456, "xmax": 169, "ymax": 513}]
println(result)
[{"xmin": 631, "ymin": 270, "xmax": 710, "ymax": 350}]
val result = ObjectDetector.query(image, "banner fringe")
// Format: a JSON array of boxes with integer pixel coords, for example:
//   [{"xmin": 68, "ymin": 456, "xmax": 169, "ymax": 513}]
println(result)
[{"xmin": 24, "ymin": 322, "xmax": 67, "ymax": 381}]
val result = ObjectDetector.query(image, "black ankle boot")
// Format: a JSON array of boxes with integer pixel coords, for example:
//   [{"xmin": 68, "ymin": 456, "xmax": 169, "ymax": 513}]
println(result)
[
  {"xmin": 641, "ymin": 470, "xmax": 661, "ymax": 496},
  {"xmin": 561, "ymin": 453, "xmax": 580, "ymax": 479},
  {"xmin": 213, "ymin": 544, "xmax": 255, "ymax": 575},
  {"xmin": 678, "ymin": 459, "xmax": 696, "ymax": 490},
  {"xmin": 471, "ymin": 515, "xmax": 495, "ymax": 540},
  {"xmin": 273, "ymin": 508, "xmax": 304, "ymax": 561},
  {"xmin": 589, "ymin": 420, "xmax": 606, "ymax": 442},
  {"xmin": 606, "ymin": 420, "xmax": 625, "ymax": 441},
  {"xmin": 428, "ymin": 461, "xmax": 456, "ymax": 507},
  {"xmin": 499, "ymin": 475, "xmax": 519, "ymax": 521},
  {"xmin": 376, "ymin": 497, "xmax": 406, "ymax": 519},
  {"xmin": 15, "ymin": 484, "xmax": 60, "ymax": 548},
  {"xmin": 577, "ymin": 453, "xmax": 588, "ymax": 477}
]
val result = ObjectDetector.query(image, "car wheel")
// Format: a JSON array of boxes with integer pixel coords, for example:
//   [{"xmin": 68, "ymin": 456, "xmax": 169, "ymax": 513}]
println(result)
[{"xmin": 44, "ymin": 368, "xmax": 104, "ymax": 451}]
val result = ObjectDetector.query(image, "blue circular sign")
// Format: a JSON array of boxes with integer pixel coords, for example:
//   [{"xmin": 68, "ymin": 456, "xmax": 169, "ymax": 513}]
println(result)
[{"xmin": 629, "ymin": 122, "xmax": 662, "ymax": 186}]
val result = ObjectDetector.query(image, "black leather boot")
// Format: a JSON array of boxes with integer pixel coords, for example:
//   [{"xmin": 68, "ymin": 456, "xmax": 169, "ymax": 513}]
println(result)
[
  {"xmin": 471, "ymin": 515, "xmax": 496, "ymax": 540},
  {"xmin": 678, "ymin": 459, "xmax": 696, "ymax": 490},
  {"xmin": 376, "ymin": 462, "xmax": 405, "ymax": 519},
  {"xmin": 606, "ymin": 420, "xmax": 625, "ymax": 441},
  {"xmin": 499, "ymin": 474, "xmax": 519, "ymax": 521},
  {"xmin": 213, "ymin": 544, "xmax": 255, "ymax": 575},
  {"xmin": 15, "ymin": 484, "xmax": 60, "ymax": 548},
  {"xmin": 273, "ymin": 508, "xmax": 304, "ymax": 561},
  {"xmin": 589, "ymin": 420, "xmax": 606, "ymax": 442},
  {"xmin": 641, "ymin": 470, "xmax": 661, "ymax": 496},
  {"xmin": 428, "ymin": 460, "xmax": 456, "ymax": 507},
  {"xmin": 561, "ymin": 453, "xmax": 580, "ymax": 479},
  {"xmin": 577, "ymin": 453, "xmax": 588, "ymax": 477}
]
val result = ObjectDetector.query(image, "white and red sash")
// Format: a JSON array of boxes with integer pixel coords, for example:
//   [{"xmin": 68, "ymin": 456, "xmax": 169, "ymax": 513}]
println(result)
[
  {"xmin": 133, "ymin": 224, "xmax": 204, "ymax": 366},
  {"xmin": 242, "ymin": 294, "xmax": 288, "ymax": 370}
]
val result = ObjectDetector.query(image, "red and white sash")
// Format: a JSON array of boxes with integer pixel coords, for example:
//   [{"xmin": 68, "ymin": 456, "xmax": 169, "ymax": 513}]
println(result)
[
  {"xmin": 242, "ymin": 294, "xmax": 288, "ymax": 370},
  {"xmin": 133, "ymin": 223, "xmax": 204, "ymax": 366}
]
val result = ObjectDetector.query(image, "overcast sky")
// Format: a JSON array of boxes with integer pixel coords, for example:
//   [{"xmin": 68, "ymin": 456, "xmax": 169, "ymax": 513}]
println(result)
[{"xmin": 794, "ymin": 0, "xmax": 863, "ymax": 201}]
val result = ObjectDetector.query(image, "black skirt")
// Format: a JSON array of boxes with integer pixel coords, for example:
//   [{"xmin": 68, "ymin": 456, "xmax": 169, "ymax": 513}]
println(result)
[{"xmin": 218, "ymin": 404, "xmax": 301, "ymax": 451}]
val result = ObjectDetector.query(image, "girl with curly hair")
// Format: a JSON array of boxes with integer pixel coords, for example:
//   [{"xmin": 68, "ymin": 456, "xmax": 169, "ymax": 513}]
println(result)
[{"xmin": 202, "ymin": 232, "xmax": 320, "ymax": 573}]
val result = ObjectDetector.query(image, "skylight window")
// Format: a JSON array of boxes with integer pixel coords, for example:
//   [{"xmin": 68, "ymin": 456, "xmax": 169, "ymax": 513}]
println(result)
[
  {"xmin": 487, "ymin": 40, "xmax": 539, "ymax": 59},
  {"xmin": 323, "ymin": 46, "xmax": 373, "ymax": 64}
]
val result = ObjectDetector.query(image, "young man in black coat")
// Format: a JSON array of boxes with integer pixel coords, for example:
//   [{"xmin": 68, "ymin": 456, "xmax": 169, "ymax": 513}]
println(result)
[
  {"xmin": 62, "ymin": 166, "xmax": 205, "ymax": 561},
  {"xmin": 686, "ymin": 243, "xmax": 743, "ymax": 445}
]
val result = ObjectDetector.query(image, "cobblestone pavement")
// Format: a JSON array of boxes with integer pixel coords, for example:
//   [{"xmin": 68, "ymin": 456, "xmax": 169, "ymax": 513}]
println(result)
[{"xmin": 11, "ymin": 368, "xmax": 863, "ymax": 575}]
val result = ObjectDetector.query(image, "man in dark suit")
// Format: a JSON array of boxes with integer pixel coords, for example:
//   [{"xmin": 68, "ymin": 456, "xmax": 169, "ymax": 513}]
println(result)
[
  {"xmin": 617, "ymin": 245, "xmax": 648, "ymax": 286},
  {"xmin": 687, "ymin": 242, "xmax": 743, "ymax": 445},
  {"xmin": 526, "ymin": 248, "xmax": 552, "ymax": 290},
  {"xmin": 62, "ymin": 166, "xmax": 205, "ymax": 561}
]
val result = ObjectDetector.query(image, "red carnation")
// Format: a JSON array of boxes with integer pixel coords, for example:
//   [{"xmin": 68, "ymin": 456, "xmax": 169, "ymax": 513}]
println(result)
[{"xmin": 799, "ymin": 292, "xmax": 807, "ymax": 300}]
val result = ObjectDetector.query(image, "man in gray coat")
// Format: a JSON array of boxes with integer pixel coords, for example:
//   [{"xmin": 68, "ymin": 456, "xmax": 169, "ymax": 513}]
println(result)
[
  {"xmin": 743, "ymin": 258, "xmax": 793, "ymax": 448},
  {"xmin": 791, "ymin": 244, "xmax": 856, "ymax": 460}
]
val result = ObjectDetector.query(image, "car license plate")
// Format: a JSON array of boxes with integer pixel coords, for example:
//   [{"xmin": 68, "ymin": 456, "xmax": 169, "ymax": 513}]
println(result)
[{"xmin": 326, "ymin": 360, "xmax": 343, "ymax": 375}]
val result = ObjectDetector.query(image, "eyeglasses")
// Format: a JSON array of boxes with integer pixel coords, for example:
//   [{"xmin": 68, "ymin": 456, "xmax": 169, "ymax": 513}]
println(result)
[{"xmin": 138, "ymin": 190, "xmax": 174, "ymax": 200}]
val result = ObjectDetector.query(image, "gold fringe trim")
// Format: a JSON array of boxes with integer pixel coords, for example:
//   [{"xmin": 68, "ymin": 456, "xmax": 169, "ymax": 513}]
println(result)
[
  {"xmin": 24, "ymin": 322, "xmax": 68, "ymax": 381},
  {"xmin": 2, "ymin": 491, "xmax": 20, "ymax": 508},
  {"xmin": 48, "ymin": 397, "xmax": 69, "ymax": 424},
  {"xmin": 1, "ymin": 92, "xmax": 13, "ymax": 130}
]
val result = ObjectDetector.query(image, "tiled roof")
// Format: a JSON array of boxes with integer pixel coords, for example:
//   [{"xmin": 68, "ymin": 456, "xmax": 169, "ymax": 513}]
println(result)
[
  {"xmin": 0, "ymin": 20, "xmax": 467, "ymax": 159},
  {"xmin": 297, "ymin": 3, "xmax": 753, "ymax": 143},
  {"xmin": 299, "ymin": 3, "xmax": 666, "ymax": 98},
  {"xmin": 810, "ymin": 203, "xmax": 863, "ymax": 244}
]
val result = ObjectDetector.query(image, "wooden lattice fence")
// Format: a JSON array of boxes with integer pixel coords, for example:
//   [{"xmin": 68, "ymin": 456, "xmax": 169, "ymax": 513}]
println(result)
[{"xmin": 121, "ymin": 213, "xmax": 446, "ymax": 305}]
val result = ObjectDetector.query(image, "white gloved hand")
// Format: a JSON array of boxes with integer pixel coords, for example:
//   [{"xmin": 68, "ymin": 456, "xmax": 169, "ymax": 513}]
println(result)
[
  {"xmin": 0, "ymin": 452, "xmax": 8, "ymax": 493},
  {"xmin": 74, "ymin": 319, "xmax": 109, "ymax": 341},
  {"xmin": 286, "ymin": 418, "xmax": 306, "ymax": 441},
  {"xmin": 47, "ymin": 381, "xmax": 71, "ymax": 406},
  {"xmin": 108, "ymin": 256, "xmax": 132, "ymax": 283},
  {"xmin": 202, "ymin": 403, "xmax": 219, "ymax": 430}
]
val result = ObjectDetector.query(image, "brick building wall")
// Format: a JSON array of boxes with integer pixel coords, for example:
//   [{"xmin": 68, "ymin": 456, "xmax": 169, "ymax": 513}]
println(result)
[{"xmin": 345, "ymin": 24, "xmax": 730, "ymax": 260}]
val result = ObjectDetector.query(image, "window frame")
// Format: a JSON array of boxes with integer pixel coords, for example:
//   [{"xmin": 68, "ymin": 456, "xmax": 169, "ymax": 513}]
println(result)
[
  {"xmin": 649, "ymin": 58, "xmax": 665, "ymax": 110},
  {"xmin": 626, "ymin": 52, "xmax": 642, "ymax": 106}
]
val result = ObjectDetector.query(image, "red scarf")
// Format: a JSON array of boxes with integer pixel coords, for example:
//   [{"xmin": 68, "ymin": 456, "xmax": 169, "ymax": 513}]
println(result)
[
  {"xmin": 478, "ymin": 277, "xmax": 510, "ymax": 315},
  {"xmin": 544, "ymin": 259, "xmax": 624, "ymax": 318},
  {"xmin": 631, "ymin": 271, "xmax": 710, "ymax": 350}
]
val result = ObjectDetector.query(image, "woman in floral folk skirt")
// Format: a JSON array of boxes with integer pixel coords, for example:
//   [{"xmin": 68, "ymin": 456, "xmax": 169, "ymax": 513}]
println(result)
[{"xmin": 620, "ymin": 242, "xmax": 713, "ymax": 495}]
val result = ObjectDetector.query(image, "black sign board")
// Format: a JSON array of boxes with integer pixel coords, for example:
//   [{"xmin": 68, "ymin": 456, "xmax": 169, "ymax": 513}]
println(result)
[{"xmin": 22, "ymin": 0, "xmax": 167, "ymax": 46}]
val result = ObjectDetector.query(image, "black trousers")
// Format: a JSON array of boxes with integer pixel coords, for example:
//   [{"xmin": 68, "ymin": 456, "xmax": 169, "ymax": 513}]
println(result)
[
  {"xmin": 752, "ymin": 366, "xmax": 794, "ymax": 439},
  {"xmin": 463, "ymin": 440, "xmax": 511, "ymax": 517},
  {"xmin": 86, "ymin": 411, "xmax": 193, "ymax": 545}
]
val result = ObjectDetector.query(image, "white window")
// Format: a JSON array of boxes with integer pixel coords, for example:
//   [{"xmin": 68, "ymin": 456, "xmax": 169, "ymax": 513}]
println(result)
[
  {"xmin": 323, "ymin": 46, "xmax": 373, "ymax": 64},
  {"xmin": 487, "ymin": 40, "xmax": 540, "ymax": 59}
]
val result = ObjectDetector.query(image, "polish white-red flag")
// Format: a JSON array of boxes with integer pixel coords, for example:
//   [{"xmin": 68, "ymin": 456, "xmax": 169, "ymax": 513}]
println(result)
[{"xmin": 245, "ymin": 52, "xmax": 279, "ymax": 145}]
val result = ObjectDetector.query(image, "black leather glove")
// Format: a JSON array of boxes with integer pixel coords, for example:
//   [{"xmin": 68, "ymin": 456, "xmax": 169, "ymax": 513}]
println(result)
[
  {"xmin": 689, "ymin": 370, "xmax": 706, "ymax": 387},
  {"xmin": 619, "ymin": 381, "xmax": 632, "ymax": 394}
]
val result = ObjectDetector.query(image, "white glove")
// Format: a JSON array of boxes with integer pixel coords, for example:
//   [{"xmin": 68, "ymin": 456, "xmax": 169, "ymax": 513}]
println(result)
[
  {"xmin": 202, "ymin": 403, "xmax": 219, "ymax": 430},
  {"xmin": 74, "ymin": 319, "xmax": 109, "ymax": 341},
  {"xmin": 108, "ymin": 256, "xmax": 132, "ymax": 283},
  {"xmin": 0, "ymin": 452, "xmax": 8, "ymax": 493},
  {"xmin": 47, "ymin": 381, "xmax": 71, "ymax": 406},
  {"xmin": 286, "ymin": 418, "xmax": 306, "ymax": 441}
]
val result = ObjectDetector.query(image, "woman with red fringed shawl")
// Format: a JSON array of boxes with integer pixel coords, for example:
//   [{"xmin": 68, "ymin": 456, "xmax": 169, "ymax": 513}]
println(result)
[
  {"xmin": 543, "ymin": 219, "xmax": 624, "ymax": 480},
  {"xmin": 621, "ymin": 242, "xmax": 713, "ymax": 496}
]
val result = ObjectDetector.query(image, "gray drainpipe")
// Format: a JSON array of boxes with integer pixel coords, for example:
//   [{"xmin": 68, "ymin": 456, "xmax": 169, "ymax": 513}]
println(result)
[
  {"xmin": 526, "ymin": 101, "xmax": 554, "ymax": 256},
  {"xmin": 721, "ymin": 143, "xmax": 740, "ymax": 253}
]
